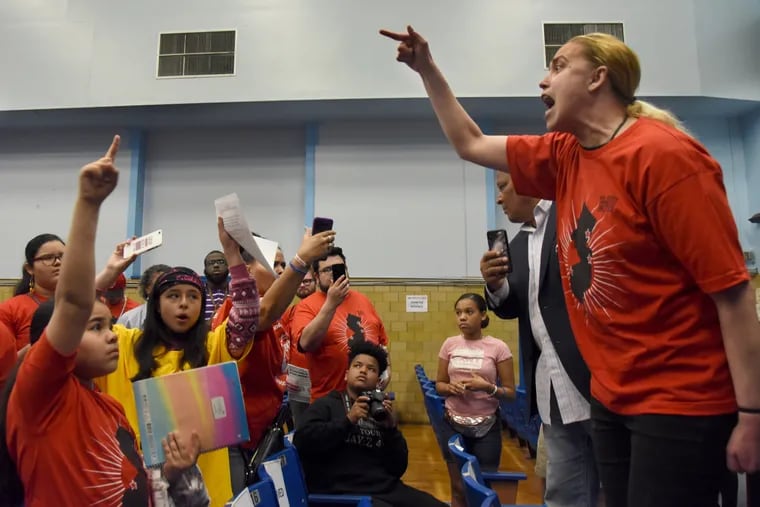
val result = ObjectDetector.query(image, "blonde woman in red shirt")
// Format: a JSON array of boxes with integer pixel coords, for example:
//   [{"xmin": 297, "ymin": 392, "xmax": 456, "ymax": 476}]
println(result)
[{"xmin": 382, "ymin": 26, "xmax": 760, "ymax": 507}]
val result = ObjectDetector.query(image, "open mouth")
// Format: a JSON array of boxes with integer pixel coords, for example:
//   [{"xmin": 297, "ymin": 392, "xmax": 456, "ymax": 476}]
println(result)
[{"xmin": 541, "ymin": 94, "xmax": 555, "ymax": 110}]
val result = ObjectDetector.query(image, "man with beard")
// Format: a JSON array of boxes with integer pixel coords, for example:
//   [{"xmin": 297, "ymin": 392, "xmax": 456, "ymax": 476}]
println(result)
[
  {"xmin": 202, "ymin": 250, "xmax": 229, "ymax": 321},
  {"xmin": 291, "ymin": 247, "xmax": 391, "ymax": 403}
]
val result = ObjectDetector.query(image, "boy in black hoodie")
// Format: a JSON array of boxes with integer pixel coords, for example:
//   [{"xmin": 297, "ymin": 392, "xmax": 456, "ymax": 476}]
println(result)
[{"xmin": 294, "ymin": 341, "xmax": 446, "ymax": 507}]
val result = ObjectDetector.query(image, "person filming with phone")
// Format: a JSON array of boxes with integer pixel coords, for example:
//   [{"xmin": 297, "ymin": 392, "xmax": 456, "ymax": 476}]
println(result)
[
  {"xmin": 291, "ymin": 245, "xmax": 391, "ymax": 402},
  {"xmin": 294, "ymin": 341, "xmax": 446, "ymax": 507},
  {"xmin": 481, "ymin": 172, "xmax": 598, "ymax": 507}
]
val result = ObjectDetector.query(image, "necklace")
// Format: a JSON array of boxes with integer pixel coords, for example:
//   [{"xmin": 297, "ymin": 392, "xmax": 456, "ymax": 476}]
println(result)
[{"xmin": 585, "ymin": 116, "xmax": 628, "ymax": 150}]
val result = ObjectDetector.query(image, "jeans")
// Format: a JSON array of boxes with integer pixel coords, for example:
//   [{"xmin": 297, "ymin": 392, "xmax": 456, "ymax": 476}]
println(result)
[{"xmin": 543, "ymin": 418, "xmax": 599, "ymax": 507}]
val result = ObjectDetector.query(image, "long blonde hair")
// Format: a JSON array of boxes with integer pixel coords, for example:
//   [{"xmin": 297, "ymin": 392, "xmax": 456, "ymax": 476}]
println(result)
[{"xmin": 570, "ymin": 33, "xmax": 690, "ymax": 135}]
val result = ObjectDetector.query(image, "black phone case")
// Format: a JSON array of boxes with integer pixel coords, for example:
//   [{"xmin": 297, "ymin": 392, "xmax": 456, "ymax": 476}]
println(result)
[
  {"xmin": 487, "ymin": 229, "xmax": 513, "ymax": 274},
  {"xmin": 312, "ymin": 217, "xmax": 333, "ymax": 235},
  {"xmin": 331, "ymin": 264, "xmax": 347, "ymax": 281}
]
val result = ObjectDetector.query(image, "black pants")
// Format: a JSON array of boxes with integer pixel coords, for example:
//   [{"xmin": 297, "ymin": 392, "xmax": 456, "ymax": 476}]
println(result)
[
  {"xmin": 590, "ymin": 398, "xmax": 735, "ymax": 507},
  {"xmin": 372, "ymin": 482, "xmax": 448, "ymax": 507}
]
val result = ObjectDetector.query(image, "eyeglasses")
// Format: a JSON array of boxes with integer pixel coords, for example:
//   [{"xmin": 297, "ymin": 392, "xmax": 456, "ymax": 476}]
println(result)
[
  {"xmin": 33, "ymin": 253, "xmax": 63, "ymax": 266},
  {"xmin": 273, "ymin": 261, "xmax": 287, "ymax": 270},
  {"xmin": 300, "ymin": 279, "xmax": 315, "ymax": 285},
  {"xmin": 205, "ymin": 259, "xmax": 227, "ymax": 267},
  {"xmin": 318, "ymin": 266, "xmax": 337, "ymax": 275}
]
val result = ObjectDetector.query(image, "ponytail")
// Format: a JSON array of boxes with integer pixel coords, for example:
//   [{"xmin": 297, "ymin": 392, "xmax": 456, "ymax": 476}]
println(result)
[{"xmin": 626, "ymin": 99, "xmax": 692, "ymax": 136}]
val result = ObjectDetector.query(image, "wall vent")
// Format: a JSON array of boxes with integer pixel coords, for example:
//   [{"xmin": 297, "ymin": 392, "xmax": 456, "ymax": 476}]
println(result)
[
  {"xmin": 157, "ymin": 30, "xmax": 236, "ymax": 78},
  {"xmin": 543, "ymin": 23, "xmax": 624, "ymax": 68}
]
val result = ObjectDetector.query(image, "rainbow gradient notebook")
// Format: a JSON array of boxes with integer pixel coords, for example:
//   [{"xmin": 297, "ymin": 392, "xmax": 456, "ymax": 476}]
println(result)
[{"xmin": 133, "ymin": 361, "xmax": 250, "ymax": 467}]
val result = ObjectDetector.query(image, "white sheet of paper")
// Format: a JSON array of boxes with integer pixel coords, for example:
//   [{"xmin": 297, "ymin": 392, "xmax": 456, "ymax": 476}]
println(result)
[
  {"xmin": 286, "ymin": 364, "xmax": 311, "ymax": 403},
  {"xmin": 228, "ymin": 488, "xmax": 255, "ymax": 507},
  {"xmin": 214, "ymin": 193, "xmax": 278, "ymax": 277}
]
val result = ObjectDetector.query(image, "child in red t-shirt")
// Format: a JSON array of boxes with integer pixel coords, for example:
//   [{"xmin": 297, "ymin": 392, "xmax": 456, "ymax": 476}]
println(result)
[{"xmin": 0, "ymin": 137, "xmax": 204, "ymax": 506}]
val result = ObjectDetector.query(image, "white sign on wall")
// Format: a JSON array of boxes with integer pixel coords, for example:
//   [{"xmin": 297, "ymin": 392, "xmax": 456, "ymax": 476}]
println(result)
[{"xmin": 406, "ymin": 295, "xmax": 429, "ymax": 313}]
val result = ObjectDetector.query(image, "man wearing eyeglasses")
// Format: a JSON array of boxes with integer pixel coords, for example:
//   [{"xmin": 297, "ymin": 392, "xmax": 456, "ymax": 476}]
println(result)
[
  {"xmin": 291, "ymin": 246, "xmax": 391, "ymax": 403},
  {"xmin": 280, "ymin": 270, "xmax": 318, "ymax": 426},
  {"xmin": 202, "ymin": 250, "xmax": 230, "ymax": 321}
]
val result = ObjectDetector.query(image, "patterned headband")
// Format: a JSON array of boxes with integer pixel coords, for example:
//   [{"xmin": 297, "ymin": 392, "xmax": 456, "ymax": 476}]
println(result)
[{"xmin": 155, "ymin": 268, "xmax": 204, "ymax": 295}]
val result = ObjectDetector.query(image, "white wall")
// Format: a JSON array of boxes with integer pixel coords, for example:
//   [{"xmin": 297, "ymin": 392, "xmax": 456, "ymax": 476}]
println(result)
[
  {"xmin": 0, "ymin": 128, "xmax": 132, "ymax": 278},
  {"xmin": 314, "ymin": 121, "xmax": 488, "ymax": 278},
  {"xmin": 694, "ymin": 0, "xmax": 760, "ymax": 101},
  {"xmin": 140, "ymin": 127, "xmax": 305, "ymax": 274},
  {"xmin": 0, "ymin": 0, "xmax": 713, "ymax": 111}
]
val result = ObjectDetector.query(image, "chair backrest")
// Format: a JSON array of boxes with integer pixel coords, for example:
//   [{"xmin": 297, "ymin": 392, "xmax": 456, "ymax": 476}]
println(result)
[
  {"xmin": 225, "ymin": 477, "xmax": 279, "ymax": 507},
  {"xmin": 259, "ymin": 446, "xmax": 309, "ymax": 506},
  {"xmin": 448, "ymin": 434, "xmax": 475, "ymax": 473},
  {"xmin": 449, "ymin": 434, "xmax": 490, "ymax": 482},
  {"xmin": 462, "ymin": 461, "xmax": 500, "ymax": 507},
  {"xmin": 424, "ymin": 390, "xmax": 446, "ymax": 429}
]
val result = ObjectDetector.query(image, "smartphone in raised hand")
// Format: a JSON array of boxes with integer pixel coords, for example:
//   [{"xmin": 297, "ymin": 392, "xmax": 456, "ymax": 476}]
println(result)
[
  {"xmin": 331, "ymin": 263, "xmax": 347, "ymax": 282},
  {"xmin": 312, "ymin": 217, "xmax": 333, "ymax": 235},
  {"xmin": 486, "ymin": 229, "xmax": 512, "ymax": 273}
]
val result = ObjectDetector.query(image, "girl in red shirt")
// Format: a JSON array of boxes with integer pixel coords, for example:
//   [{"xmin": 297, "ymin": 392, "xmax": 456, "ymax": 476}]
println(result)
[
  {"xmin": 382, "ymin": 26, "xmax": 760, "ymax": 507},
  {"xmin": 0, "ymin": 233, "xmax": 64, "ymax": 350},
  {"xmin": 0, "ymin": 136, "xmax": 203, "ymax": 506}
]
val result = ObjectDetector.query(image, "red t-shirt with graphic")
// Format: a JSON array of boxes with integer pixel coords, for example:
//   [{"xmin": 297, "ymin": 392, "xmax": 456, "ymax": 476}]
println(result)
[
  {"xmin": 290, "ymin": 290, "xmax": 389, "ymax": 401},
  {"xmin": 212, "ymin": 297, "xmax": 290, "ymax": 448},
  {"xmin": 6, "ymin": 332, "xmax": 151, "ymax": 506},
  {"xmin": 507, "ymin": 117, "xmax": 747, "ymax": 416}
]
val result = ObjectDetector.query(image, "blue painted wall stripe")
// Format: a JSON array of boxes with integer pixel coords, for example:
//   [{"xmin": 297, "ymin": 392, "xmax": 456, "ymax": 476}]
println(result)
[
  {"xmin": 304, "ymin": 123, "xmax": 318, "ymax": 226},
  {"xmin": 479, "ymin": 121, "xmax": 497, "ymax": 231},
  {"xmin": 126, "ymin": 128, "xmax": 146, "ymax": 278}
]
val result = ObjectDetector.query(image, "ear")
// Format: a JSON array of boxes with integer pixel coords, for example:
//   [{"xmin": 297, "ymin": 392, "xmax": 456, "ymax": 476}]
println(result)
[
  {"xmin": 344, "ymin": 371, "xmax": 349, "ymax": 383},
  {"xmin": 588, "ymin": 65, "xmax": 609, "ymax": 93},
  {"xmin": 23, "ymin": 262, "xmax": 33, "ymax": 277}
]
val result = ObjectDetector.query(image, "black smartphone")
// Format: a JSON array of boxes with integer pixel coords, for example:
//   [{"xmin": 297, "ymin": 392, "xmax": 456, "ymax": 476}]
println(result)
[
  {"xmin": 487, "ymin": 229, "xmax": 513, "ymax": 273},
  {"xmin": 312, "ymin": 217, "xmax": 334, "ymax": 235},
  {"xmin": 331, "ymin": 263, "xmax": 347, "ymax": 282}
]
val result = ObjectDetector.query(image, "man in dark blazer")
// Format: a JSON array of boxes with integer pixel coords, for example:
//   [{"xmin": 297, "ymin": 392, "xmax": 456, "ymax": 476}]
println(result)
[{"xmin": 480, "ymin": 172, "xmax": 599, "ymax": 507}]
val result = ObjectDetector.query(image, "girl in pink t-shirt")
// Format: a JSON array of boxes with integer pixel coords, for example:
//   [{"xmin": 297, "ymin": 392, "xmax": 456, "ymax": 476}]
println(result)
[{"xmin": 436, "ymin": 293, "xmax": 515, "ymax": 507}]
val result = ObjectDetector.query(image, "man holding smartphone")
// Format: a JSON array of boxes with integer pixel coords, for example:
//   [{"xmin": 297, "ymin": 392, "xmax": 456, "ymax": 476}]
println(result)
[
  {"xmin": 480, "ymin": 172, "xmax": 598, "ymax": 507},
  {"xmin": 291, "ymin": 246, "xmax": 391, "ymax": 402}
]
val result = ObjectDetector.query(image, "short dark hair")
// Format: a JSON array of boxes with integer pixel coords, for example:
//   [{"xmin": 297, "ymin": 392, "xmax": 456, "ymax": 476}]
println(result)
[
  {"xmin": 139, "ymin": 264, "xmax": 171, "ymax": 300},
  {"xmin": 312, "ymin": 246, "xmax": 346, "ymax": 274},
  {"xmin": 347, "ymin": 340, "xmax": 388, "ymax": 375}
]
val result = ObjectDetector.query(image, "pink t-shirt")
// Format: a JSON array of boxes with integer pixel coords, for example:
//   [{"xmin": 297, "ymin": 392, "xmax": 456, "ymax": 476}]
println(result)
[{"xmin": 439, "ymin": 335, "xmax": 512, "ymax": 417}]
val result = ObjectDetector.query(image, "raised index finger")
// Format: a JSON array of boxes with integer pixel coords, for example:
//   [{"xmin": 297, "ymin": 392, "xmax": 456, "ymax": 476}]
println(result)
[
  {"xmin": 105, "ymin": 135, "xmax": 121, "ymax": 160},
  {"xmin": 379, "ymin": 29, "xmax": 408, "ymax": 42}
]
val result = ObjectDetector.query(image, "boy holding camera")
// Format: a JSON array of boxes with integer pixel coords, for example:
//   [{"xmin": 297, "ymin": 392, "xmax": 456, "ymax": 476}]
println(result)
[{"xmin": 294, "ymin": 341, "xmax": 446, "ymax": 507}]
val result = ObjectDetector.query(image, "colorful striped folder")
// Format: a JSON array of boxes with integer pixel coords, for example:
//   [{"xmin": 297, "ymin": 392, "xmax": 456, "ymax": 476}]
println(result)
[{"xmin": 133, "ymin": 361, "xmax": 250, "ymax": 467}]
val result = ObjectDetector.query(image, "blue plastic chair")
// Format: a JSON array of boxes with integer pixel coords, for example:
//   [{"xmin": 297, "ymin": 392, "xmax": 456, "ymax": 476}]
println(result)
[
  {"xmin": 260, "ymin": 446, "xmax": 372, "ymax": 506},
  {"xmin": 448, "ymin": 434, "xmax": 526, "ymax": 504},
  {"xmin": 460, "ymin": 461, "xmax": 546, "ymax": 507}
]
